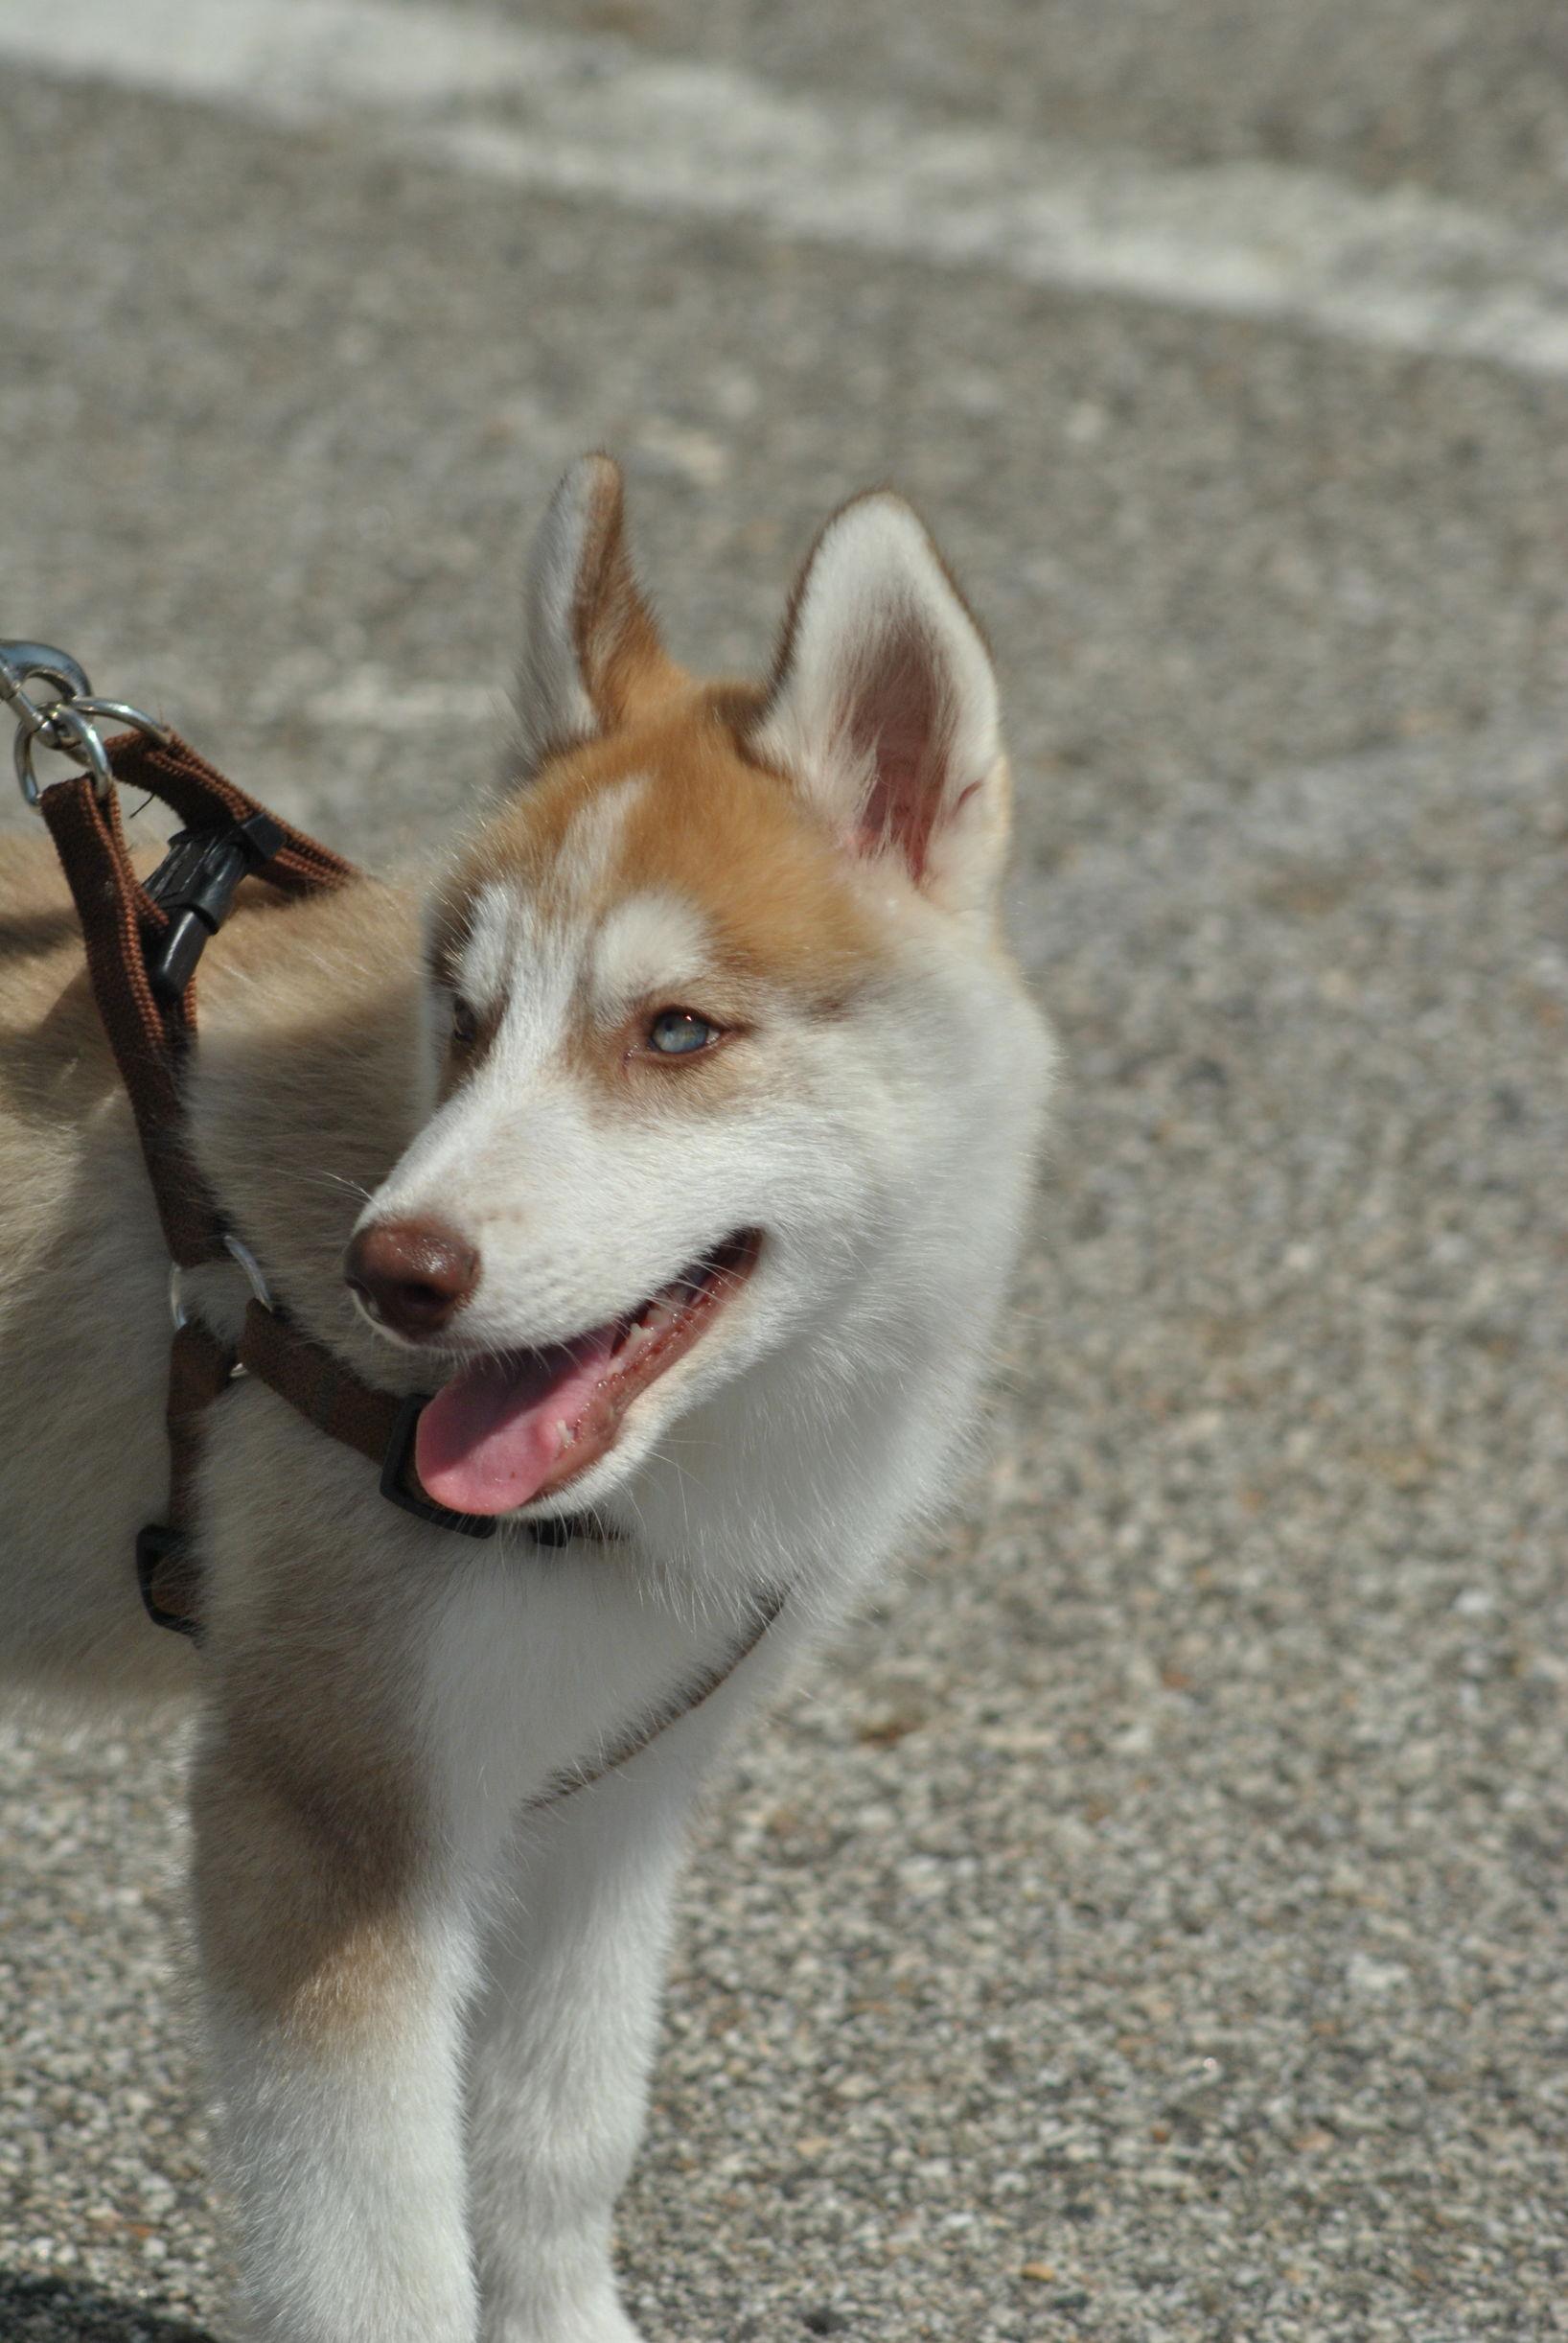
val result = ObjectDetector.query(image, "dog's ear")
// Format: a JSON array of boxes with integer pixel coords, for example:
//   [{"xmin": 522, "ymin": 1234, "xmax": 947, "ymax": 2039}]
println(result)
[
  {"xmin": 516, "ymin": 455, "xmax": 679, "ymax": 768},
  {"xmin": 749, "ymin": 493, "xmax": 1007, "ymax": 916}
]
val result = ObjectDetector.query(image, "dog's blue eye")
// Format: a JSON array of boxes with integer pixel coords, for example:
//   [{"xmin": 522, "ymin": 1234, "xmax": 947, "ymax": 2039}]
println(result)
[{"xmin": 648, "ymin": 1009, "xmax": 719, "ymax": 1056}]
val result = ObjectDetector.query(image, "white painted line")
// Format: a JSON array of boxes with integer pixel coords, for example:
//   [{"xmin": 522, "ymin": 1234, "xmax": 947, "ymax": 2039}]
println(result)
[{"xmin": 6, "ymin": 0, "xmax": 1568, "ymax": 378}]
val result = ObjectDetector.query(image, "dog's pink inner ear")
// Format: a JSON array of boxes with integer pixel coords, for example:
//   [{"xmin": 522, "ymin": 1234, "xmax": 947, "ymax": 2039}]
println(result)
[
  {"xmin": 749, "ymin": 492, "xmax": 1005, "ymax": 913},
  {"xmin": 845, "ymin": 625, "xmax": 955, "ymax": 882}
]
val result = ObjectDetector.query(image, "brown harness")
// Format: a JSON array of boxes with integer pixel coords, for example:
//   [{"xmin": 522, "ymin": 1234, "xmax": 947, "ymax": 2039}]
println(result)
[
  {"xmin": 3, "ymin": 648, "xmax": 778, "ymax": 1782},
  {"xmin": 35, "ymin": 722, "xmax": 503, "ymax": 1624}
]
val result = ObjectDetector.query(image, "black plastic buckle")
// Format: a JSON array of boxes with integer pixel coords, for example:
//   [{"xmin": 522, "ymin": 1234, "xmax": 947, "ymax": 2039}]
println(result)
[
  {"xmin": 135, "ymin": 1522, "xmax": 201, "ymax": 1638},
  {"xmin": 144, "ymin": 811, "xmax": 288, "ymax": 1003},
  {"xmin": 380, "ymin": 1394, "xmax": 497, "ymax": 1540}
]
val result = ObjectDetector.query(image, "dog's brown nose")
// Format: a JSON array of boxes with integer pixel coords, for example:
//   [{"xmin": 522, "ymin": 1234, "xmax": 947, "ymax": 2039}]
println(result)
[{"xmin": 345, "ymin": 1219, "xmax": 479, "ymax": 1339}]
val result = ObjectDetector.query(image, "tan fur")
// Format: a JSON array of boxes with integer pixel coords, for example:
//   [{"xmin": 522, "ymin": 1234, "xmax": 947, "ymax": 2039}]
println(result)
[
  {"xmin": 189, "ymin": 875, "xmax": 434, "ymax": 1365},
  {"xmin": 450, "ymin": 690, "xmax": 883, "ymax": 999},
  {"xmin": 194, "ymin": 1727, "xmax": 428, "ymax": 2045}
]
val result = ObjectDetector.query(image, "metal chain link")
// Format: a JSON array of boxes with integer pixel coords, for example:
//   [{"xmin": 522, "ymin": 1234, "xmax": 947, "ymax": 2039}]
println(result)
[{"xmin": 0, "ymin": 638, "xmax": 172, "ymax": 806}]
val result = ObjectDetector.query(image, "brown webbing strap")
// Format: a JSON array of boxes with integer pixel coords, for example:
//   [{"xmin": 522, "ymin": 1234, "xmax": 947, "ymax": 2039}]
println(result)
[
  {"xmin": 103, "ymin": 730, "xmax": 357, "ymax": 897},
  {"xmin": 237, "ymin": 1297, "xmax": 405, "ymax": 1476},
  {"xmin": 39, "ymin": 770, "xmax": 217, "ymax": 1266},
  {"xmin": 38, "ymin": 733, "xmax": 358, "ymax": 1267},
  {"xmin": 140, "ymin": 1322, "xmax": 237, "ymax": 1631},
  {"xmin": 172, "ymin": 1311, "xmax": 782, "ymax": 1778},
  {"xmin": 40, "ymin": 731, "xmax": 363, "ymax": 1632},
  {"xmin": 236, "ymin": 1299, "xmax": 615, "ymax": 1548}
]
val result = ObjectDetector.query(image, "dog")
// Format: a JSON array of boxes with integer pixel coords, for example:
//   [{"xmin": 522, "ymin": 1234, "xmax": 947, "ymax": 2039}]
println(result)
[{"xmin": 0, "ymin": 456, "xmax": 1053, "ymax": 2343}]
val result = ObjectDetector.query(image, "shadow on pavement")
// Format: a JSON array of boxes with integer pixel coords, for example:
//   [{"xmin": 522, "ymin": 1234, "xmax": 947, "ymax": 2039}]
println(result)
[{"xmin": 1, "ymin": 2272, "xmax": 217, "ymax": 2342}]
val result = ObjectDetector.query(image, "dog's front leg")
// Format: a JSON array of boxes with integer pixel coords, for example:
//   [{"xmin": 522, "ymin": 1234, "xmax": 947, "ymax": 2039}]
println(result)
[
  {"xmin": 466, "ymin": 1667, "xmax": 774, "ymax": 2343},
  {"xmin": 190, "ymin": 1712, "xmax": 480, "ymax": 2343}
]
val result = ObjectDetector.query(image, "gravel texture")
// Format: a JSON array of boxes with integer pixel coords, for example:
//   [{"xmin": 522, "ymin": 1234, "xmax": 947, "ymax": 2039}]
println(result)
[{"xmin": 2, "ymin": 7, "xmax": 1566, "ymax": 2339}]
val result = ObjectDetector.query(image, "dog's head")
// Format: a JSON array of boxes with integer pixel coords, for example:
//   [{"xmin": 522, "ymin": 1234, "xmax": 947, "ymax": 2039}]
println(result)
[{"xmin": 349, "ymin": 457, "xmax": 1049, "ymax": 1532}]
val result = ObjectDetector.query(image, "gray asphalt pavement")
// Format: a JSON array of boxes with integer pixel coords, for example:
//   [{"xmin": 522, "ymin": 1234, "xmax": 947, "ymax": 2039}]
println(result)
[{"xmin": 2, "ymin": 5, "xmax": 1565, "ymax": 2339}]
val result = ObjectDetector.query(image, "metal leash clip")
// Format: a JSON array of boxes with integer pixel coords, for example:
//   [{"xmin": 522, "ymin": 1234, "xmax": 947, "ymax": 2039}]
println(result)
[{"xmin": 0, "ymin": 638, "xmax": 172, "ymax": 806}]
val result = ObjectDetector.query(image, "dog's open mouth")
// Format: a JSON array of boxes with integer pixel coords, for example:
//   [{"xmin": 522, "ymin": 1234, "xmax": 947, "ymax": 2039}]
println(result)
[{"xmin": 413, "ymin": 1230, "xmax": 761, "ymax": 1517}]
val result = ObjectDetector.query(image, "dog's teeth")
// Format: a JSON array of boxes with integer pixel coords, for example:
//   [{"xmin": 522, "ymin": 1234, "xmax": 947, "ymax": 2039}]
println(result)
[{"xmin": 606, "ymin": 1249, "xmax": 735, "ymax": 1375}]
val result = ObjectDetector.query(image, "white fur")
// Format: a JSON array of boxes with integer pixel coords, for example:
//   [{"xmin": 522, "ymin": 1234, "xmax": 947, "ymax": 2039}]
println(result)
[
  {"xmin": 555, "ymin": 777, "xmax": 648, "ymax": 902},
  {"xmin": 0, "ymin": 470, "xmax": 1053, "ymax": 2343},
  {"xmin": 203, "ymin": 1916, "xmax": 481, "ymax": 2343},
  {"xmin": 454, "ymin": 883, "xmax": 517, "ymax": 1018},
  {"xmin": 588, "ymin": 891, "xmax": 712, "ymax": 1024}
]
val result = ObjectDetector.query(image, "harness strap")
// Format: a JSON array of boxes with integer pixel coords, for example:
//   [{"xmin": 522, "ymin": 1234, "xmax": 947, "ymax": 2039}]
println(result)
[
  {"xmin": 138, "ymin": 1321, "xmax": 237, "ymax": 1632},
  {"xmin": 35, "ymin": 733, "xmax": 371, "ymax": 1609},
  {"xmin": 39, "ymin": 762, "xmax": 217, "ymax": 1267},
  {"xmin": 104, "ymin": 729, "xmax": 358, "ymax": 898},
  {"xmin": 524, "ymin": 1584, "xmax": 785, "ymax": 1810},
  {"xmin": 236, "ymin": 1288, "xmax": 784, "ymax": 1793},
  {"xmin": 237, "ymin": 1297, "xmax": 524, "ymax": 1543},
  {"xmin": 236, "ymin": 1296, "xmax": 404, "ymax": 1475},
  {"xmin": 38, "ymin": 734, "xmax": 357, "ymax": 1270}
]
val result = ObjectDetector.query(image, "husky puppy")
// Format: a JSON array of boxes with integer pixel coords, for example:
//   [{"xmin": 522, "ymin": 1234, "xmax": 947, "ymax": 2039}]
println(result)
[{"xmin": 0, "ymin": 458, "xmax": 1052, "ymax": 2343}]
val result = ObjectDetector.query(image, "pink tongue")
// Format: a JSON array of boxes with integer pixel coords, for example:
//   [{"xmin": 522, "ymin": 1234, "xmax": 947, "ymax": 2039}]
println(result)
[{"xmin": 414, "ymin": 1327, "xmax": 619, "ymax": 1516}]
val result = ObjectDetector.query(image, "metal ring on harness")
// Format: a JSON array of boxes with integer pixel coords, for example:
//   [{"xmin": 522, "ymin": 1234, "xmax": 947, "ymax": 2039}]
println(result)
[
  {"xmin": 169, "ymin": 1236, "xmax": 275, "ymax": 1382},
  {"xmin": 0, "ymin": 640, "xmax": 92, "ymax": 723},
  {"xmin": 15, "ymin": 701, "xmax": 115, "ymax": 803},
  {"xmin": 1, "ymin": 639, "xmax": 171, "ymax": 806}
]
